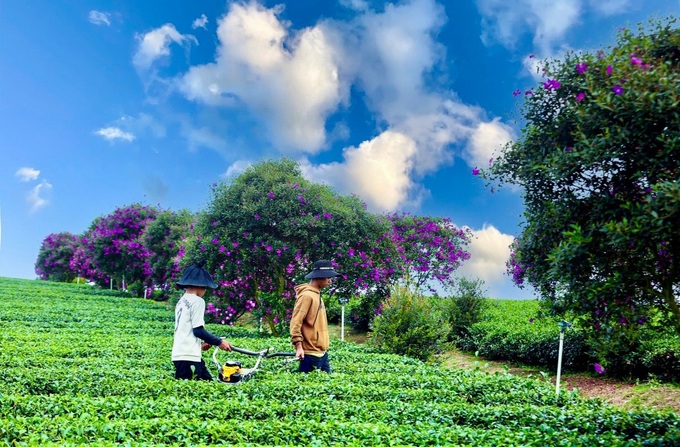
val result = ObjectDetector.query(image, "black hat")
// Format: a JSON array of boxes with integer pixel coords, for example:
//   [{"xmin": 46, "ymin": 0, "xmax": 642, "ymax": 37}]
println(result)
[
  {"xmin": 304, "ymin": 260, "xmax": 341, "ymax": 279},
  {"xmin": 176, "ymin": 264, "xmax": 218, "ymax": 289}
]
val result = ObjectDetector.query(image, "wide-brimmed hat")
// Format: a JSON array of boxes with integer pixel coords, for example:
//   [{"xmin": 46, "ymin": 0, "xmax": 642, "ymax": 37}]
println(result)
[
  {"xmin": 176, "ymin": 264, "xmax": 218, "ymax": 289},
  {"xmin": 304, "ymin": 260, "xmax": 341, "ymax": 279}
]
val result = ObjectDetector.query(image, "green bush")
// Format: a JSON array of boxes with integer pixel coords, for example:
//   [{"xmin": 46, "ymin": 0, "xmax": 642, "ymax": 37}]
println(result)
[
  {"xmin": 440, "ymin": 277, "xmax": 488, "ymax": 342},
  {"xmin": 458, "ymin": 300, "xmax": 593, "ymax": 371},
  {"xmin": 369, "ymin": 287, "xmax": 450, "ymax": 362}
]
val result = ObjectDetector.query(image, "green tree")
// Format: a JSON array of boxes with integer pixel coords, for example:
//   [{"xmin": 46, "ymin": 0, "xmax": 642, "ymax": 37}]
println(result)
[
  {"xmin": 486, "ymin": 19, "xmax": 680, "ymax": 363},
  {"xmin": 143, "ymin": 209, "xmax": 196, "ymax": 297},
  {"xmin": 186, "ymin": 158, "xmax": 401, "ymax": 333}
]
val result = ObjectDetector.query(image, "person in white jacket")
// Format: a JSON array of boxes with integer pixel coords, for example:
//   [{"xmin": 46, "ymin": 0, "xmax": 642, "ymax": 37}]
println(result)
[{"xmin": 172, "ymin": 263, "xmax": 232, "ymax": 380}]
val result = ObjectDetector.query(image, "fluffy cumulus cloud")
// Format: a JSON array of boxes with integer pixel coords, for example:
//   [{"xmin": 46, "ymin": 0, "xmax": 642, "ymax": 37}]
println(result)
[
  {"xmin": 588, "ymin": 0, "xmax": 634, "ymax": 16},
  {"xmin": 157, "ymin": 0, "xmax": 513, "ymax": 211},
  {"xmin": 179, "ymin": 1, "xmax": 343, "ymax": 152},
  {"xmin": 15, "ymin": 167, "xmax": 40, "ymax": 182},
  {"xmin": 302, "ymin": 131, "xmax": 420, "ymax": 211},
  {"xmin": 95, "ymin": 127, "xmax": 136, "ymax": 142},
  {"xmin": 464, "ymin": 118, "xmax": 515, "ymax": 172},
  {"xmin": 88, "ymin": 10, "xmax": 111, "ymax": 26},
  {"xmin": 458, "ymin": 224, "xmax": 514, "ymax": 283},
  {"xmin": 133, "ymin": 24, "xmax": 197, "ymax": 71}
]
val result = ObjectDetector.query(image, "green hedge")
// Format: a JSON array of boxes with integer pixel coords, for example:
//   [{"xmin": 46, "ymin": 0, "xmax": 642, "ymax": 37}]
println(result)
[{"xmin": 458, "ymin": 299, "xmax": 680, "ymax": 381}]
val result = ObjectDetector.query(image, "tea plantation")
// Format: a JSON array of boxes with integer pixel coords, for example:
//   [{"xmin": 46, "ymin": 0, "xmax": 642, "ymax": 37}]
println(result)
[{"xmin": 1, "ymin": 277, "xmax": 678, "ymax": 446}]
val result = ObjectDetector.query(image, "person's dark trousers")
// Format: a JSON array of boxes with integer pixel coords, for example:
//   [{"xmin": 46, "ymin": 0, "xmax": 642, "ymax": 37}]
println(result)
[
  {"xmin": 298, "ymin": 352, "xmax": 331, "ymax": 373},
  {"xmin": 173, "ymin": 359, "xmax": 214, "ymax": 380}
]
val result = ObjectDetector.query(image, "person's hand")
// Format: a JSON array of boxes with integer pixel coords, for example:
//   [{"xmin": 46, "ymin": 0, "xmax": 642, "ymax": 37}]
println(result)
[
  {"xmin": 295, "ymin": 343, "xmax": 304, "ymax": 360},
  {"xmin": 201, "ymin": 342, "xmax": 211, "ymax": 351},
  {"xmin": 218, "ymin": 339, "xmax": 232, "ymax": 351}
]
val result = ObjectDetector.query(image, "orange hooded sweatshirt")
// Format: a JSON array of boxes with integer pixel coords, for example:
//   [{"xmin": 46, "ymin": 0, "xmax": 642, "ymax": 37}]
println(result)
[{"xmin": 289, "ymin": 284, "xmax": 329, "ymax": 354}]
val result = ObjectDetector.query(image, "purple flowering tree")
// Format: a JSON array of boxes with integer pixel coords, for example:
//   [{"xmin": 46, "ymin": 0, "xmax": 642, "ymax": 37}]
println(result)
[
  {"xmin": 386, "ymin": 212, "xmax": 472, "ymax": 293},
  {"xmin": 484, "ymin": 19, "xmax": 680, "ymax": 371},
  {"xmin": 79, "ymin": 204, "xmax": 159, "ymax": 288},
  {"xmin": 187, "ymin": 158, "xmax": 401, "ymax": 333},
  {"xmin": 35, "ymin": 232, "xmax": 81, "ymax": 282}
]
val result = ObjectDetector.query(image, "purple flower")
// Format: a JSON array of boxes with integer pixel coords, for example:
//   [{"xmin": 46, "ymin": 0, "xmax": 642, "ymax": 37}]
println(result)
[
  {"xmin": 594, "ymin": 363, "xmax": 606, "ymax": 374},
  {"xmin": 512, "ymin": 89, "xmax": 521, "ymax": 97},
  {"xmin": 630, "ymin": 54, "xmax": 643, "ymax": 66},
  {"xmin": 575, "ymin": 92, "xmax": 585, "ymax": 102},
  {"xmin": 576, "ymin": 62, "xmax": 587, "ymax": 74},
  {"xmin": 524, "ymin": 90, "xmax": 534, "ymax": 96},
  {"xmin": 612, "ymin": 85, "xmax": 624, "ymax": 95},
  {"xmin": 254, "ymin": 214, "xmax": 260, "ymax": 220},
  {"xmin": 543, "ymin": 79, "xmax": 561, "ymax": 91},
  {"xmin": 566, "ymin": 146, "xmax": 572, "ymax": 152},
  {"xmin": 529, "ymin": 318, "xmax": 534, "ymax": 323},
  {"xmin": 267, "ymin": 192, "xmax": 275, "ymax": 199},
  {"xmin": 472, "ymin": 167, "xmax": 480, "ymax": 176},
  {"xmin": 606, "ymin": 64, "xmax": 613, "ymax": 76}
]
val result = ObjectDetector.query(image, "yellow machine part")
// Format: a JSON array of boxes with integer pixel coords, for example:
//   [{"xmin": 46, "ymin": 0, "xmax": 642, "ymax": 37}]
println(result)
[{"xmin": 222, "ymin": 364, "xmax": 242, "ymax": 381}]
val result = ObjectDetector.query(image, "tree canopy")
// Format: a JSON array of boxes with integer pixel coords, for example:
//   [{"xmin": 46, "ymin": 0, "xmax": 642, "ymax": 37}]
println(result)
[{"xmin": 486, "ymin": 19, "xmax": 680, "ymax": 355}]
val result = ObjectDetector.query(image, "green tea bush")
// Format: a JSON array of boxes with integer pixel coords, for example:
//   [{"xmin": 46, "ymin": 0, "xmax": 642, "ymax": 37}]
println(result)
[
  {"xmin": 459, "ymin": 300, "xmax": 593, "ymax": 371},
  {"xmin": 369, "ymin": 287, "xmax": 450, "ymax": 362},
  {"xmin": 1, "ymin": 277, "xmax": 678, "ymax": 446}
]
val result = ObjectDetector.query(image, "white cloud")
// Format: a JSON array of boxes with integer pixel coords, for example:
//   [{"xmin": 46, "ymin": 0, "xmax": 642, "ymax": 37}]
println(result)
[
  {"xmin": 477, "ymin": 0, "xmax": 582, "ymax": 55},
  {"xmin": 88, "ymin": 10, "xmax": 111, "ymax": 26},
  {"xmin": 95, "ymin": 127, "xmax": 136, "ymax": 142},
  {"xmin": 588, "ymin": 0, "xmax": 634, "ymax": 16},
  {"xmin": 180, "ymin": 1, "xmax": 343, "ymax": 152},
  {"xmin": 15, "ymin": 167, "xmax": 40, "ymax": 182},
  {"xmin": 27, "ymin": 180, "xmax": 52, "ymax": 213},
  {"xmin": 302, "ymin": 130, "xmax": 420, "ymax": 211},
  {"xmin": 464, "ymin": 118, "xmax": 515, "ymax": 171},
  {"xmin": 172, "ymin": 0, "xmax": 513, "ymax": 211},
  {"xmin": 223, "ymin": 160, "xmax": 252, "ymax": 178},
  {"xmin": 458, "ymin": 224, "xmax": 515, "ymax": 283},
  {"xmin": 192, "ymin": 14, "xmax": 209, "ymax": 30},
  {"xmin": 133, "ymin": 24, "xmax": 197, "ymax": 71}
]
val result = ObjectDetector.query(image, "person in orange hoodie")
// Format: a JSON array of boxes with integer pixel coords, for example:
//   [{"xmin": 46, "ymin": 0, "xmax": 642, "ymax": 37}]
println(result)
[{"xmin": 289, "ymin": 260, "xmax": 340, "ymax": 373}]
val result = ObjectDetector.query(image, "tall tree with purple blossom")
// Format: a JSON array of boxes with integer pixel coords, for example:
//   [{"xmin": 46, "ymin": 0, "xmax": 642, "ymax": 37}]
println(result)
[{"xmin": 35, "ymin": 232, "xmax": 81, "ymax": 282}]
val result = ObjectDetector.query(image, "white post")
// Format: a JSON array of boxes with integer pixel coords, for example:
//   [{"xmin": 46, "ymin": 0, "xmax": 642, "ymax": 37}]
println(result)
[
  {"xmin": 110, "ymin": 278, "xmax": 113, "ymax": 290},
  {"xmin": 341, "ymin": 304, "xmax": 345, "ymax": 342},
  {"xmin": 556, "ymin": 331, "xmax": 565, "ymax": 396}
]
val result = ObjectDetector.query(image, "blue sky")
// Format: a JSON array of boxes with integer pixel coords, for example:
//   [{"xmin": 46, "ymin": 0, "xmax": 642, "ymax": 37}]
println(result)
[{"xmin": 1, "ymin": 0, "xmax": 677, "ymax": 299}]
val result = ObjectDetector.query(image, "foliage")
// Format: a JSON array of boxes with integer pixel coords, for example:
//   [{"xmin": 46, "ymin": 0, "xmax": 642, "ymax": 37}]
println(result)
[
  {"xmin": 485, "ymin": 18, "xmax": 680, "ymax": 365},
  {"xmin": 2, "ymin": 277, "xmax": 679, "ymax": 446},
  {"xmin": 386, "ymin": 212, "xmax": 472, "ymax": 293},
  {"xmin": 34, "ymin": 232, "xmax": 81, "ymax": 282},
  {"xmin": 460, "ymin": 299, "xmax": 680, "ymax": 381},
  {"xmin": 78, "ymin": 204, "xmax": 159, "ymax": 288},
  {"xmin": 188, "ymin": 158, "xmax": 401, "ymax": 333},
  {"xmin": 441, "ymin": 277, "xmax": 489, "ymax": 342},
  {"xmin": 459, "ymin": 300, "xmax": 594, "ymax": 371},
  {"xmin": 142, "ymin": 208, "xmax": 196, "ymax": 299},
  {"xmin": 369, "ymin": 286, "xmax": 451, "ymax": 362}
]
